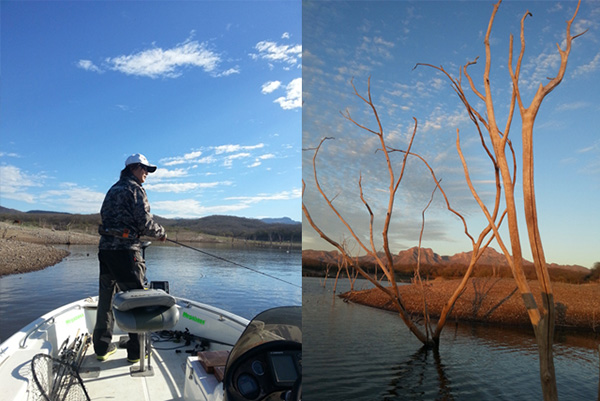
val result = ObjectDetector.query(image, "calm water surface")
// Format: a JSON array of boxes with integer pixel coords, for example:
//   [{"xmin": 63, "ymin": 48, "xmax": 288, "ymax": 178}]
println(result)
[
  {"xmin": 303, "ymin": 277, "xmax": 599, "ymax": 401},
  {"xmin": 0, "ymin": 243, "xmax": 301, "ymax": 341}
]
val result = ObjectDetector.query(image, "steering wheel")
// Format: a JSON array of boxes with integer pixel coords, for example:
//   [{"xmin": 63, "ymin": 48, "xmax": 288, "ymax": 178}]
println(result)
[
  {"xmin": 223, "ymin": 341, "xmax": 301, "ymax": 401},
  {"xmin": 290, "ymin": 376, "xmax": 301, "ymax": 401}
]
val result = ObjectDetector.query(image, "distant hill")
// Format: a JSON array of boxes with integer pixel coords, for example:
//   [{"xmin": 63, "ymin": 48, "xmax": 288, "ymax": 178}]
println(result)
[
  {"xmin": 0, "ymin": 207, "xmax": 300, "ymax": 243},
  {"xmin": 156, "ymin": 214, "xmax": 300, "ymax": 242},
  {"xmin": 261, "ymin": 217, "xmax": 298, "ymax": 225},
  {"xmin": 302, "ymin": 247, "xmax": 591, "ymax": 283},
  {"xmin": 26, "ymin": 210, "xmax": 72, "ymax": 215},
  {"xmin": 0, "ymin": 206, "xmax": 21, "ymax": 214}
]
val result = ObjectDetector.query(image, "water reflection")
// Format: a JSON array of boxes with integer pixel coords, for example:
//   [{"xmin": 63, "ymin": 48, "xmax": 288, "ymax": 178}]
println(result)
[
  {"xmin": 303, "ymin": 277, "xmax": 598, "ymax": 401},
  {"xmin": 384, "ymin": 347, "xmax": 454, "ymax": 401},
  {"xmin": 0, "ymin": 244, "xmax": 301, "ymax": 341}
]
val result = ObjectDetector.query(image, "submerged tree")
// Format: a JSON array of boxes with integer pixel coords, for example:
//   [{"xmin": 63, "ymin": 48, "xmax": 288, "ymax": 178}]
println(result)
[
  {"xmin": 417, "ymin": 0, "xmax": 585, "ymax": 399},
  {"xmin": 303, "ymin": 78, "xmax": 509, "ymax": 349},
  {"xmin": 303, "ymin": 81, "xmax": 435, "ymax": 346}
]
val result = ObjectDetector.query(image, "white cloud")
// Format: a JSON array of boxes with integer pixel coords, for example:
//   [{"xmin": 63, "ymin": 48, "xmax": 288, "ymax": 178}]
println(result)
[
  {"xmin": 80, "ymin": 34, "xmax": 230, "ymax": 79},
  {"xmin": 77, "ymin": 59, "xmax": 102, "ymax": 73},
  {"xmin": 40, "ymin": 184, "xmax": 105, "ymax": 214},
  {"xmin": 251, "ymin": 40, "xmax": 302, "ymax": 66},
  {"xmin": 282, "ymin": 32, "xmax": 290, "ymax": 39},
  {"xmin": 0, "ymin": 166, "xmax": 106, "ymax": 212},
  {"xmin": 152, "ymin": 199, "xmax": 249, "ymax": 218},
  {"xmin": 247, "ymin": 153, "xmax": 275, "ymax": 168},
  {"xmin": 213, "ymin": 144, "xmax": 264, "ymax": 154},
  {"xmin": 223, "ymin": 152, "xmax": 251, "ymax": 167},
  {"xmin": 145, "ymin": 181, "xmax": 229, "ymax": 193},
  {"xmin": 274, "ymin": 78, "xmax": 302, "ymax": 110},
  {"xmin": 555, "ymin": 101, "xmax": 591, "ymax": 112},
  {"xmin": 0, "ymin": 165, "xmax": 40, "ymax": 203},
  {"xmin": 421, "ymin": 107, "xmax": 469, "ymax": 133},
  {"xmin": 573, "ymin": 52, "xmax": 600, "ymax": 77},
  {"xmin": 196, "ymin": 156, "xmax": 218, "ymax": 165},
  {"xmin": 373, "ymin": 37, "xmax": 395, "ymax": 48},
  {"xmin": 106, "ymin": 39, "xmax": 220, "ymax": 78},
  {"xmin": 226, "ymin": 188, "xmax": 301, "ymax": 204},
  {"xmin": 358, "ymin": 35, "xmax": 395, "ymax": 60},
  {"xmin": 219, "ymin": 66, "xmax": 241, "ymax": 77},
  {"xmin": 262, "ymin": 81, "xmax": 282, "ymax": 94},
  {"xmin": 578, "ymin": 140, "xmax": 600, "ymax": 154},
  {"xmin": 152, "ymin": 168, "xmax": 189, "ymax": 180},
  {"xmin": 152, "ymin": 187, "xmax": 300, "ymax": 218},
  {"xmin": 160, "ymin": 145, "xmax": 266, "ymax": 169},
  {"xmin": 227, "ymin": 153, "xmax": 251, "ymax": 160},
  {"xmin": 160, "ymin": 150, "xmax": 204, "ymax": 166},
  {"xmin": 521, "ymin": 50, "xmax": 561, "ymax": 90}
]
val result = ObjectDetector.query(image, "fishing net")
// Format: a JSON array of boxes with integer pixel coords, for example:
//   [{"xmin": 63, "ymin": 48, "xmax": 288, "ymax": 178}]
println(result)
[{"xmin": 30, "ymin": 354, "xmax": 90, "ymax": 401}]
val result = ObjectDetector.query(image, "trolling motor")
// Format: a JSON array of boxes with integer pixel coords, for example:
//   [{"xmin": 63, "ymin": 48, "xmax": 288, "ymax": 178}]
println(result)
[
  {"xmin": 140, "ymin": 241, "xmax": 170, "ymax": 293},
  {"xmin": 141, "ymin": 241, "xmax": 151, "ymax": 259}
]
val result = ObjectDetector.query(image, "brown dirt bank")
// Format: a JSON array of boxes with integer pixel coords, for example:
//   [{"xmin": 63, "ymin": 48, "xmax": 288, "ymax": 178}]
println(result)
[
  {"xmin": 341, "ymin": 278, "xmax": 600, "ymax": 332},
  {"xmin": 0, "ymin": 222, "xmax": 99, "ymax": 277},
  {"xmin": 0, "ymin": 239, "xmax": 70, "ymax": 276},
  {"xmin": 0, "ymin": 221, "xmax": 99, "ymax": 245}
]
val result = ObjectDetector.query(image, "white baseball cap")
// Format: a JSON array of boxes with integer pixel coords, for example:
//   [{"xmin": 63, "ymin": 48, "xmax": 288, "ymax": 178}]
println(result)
[{"xmin": 125, "ymin": 153, "xmax": 157, "ymax": 173}]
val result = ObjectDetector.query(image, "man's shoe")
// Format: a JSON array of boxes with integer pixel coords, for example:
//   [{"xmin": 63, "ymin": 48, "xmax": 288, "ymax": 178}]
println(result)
[
  {"xmin": 127, "ymin": 353, "xmax": 148, "ymax": 364},
  {"xmin": 96, "ymin": 344, "xmax": 117, "ymax": 361}
]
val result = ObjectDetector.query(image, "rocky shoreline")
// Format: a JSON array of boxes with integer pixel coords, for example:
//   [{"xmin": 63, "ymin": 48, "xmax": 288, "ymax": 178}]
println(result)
[
  {"xmin": 0, "ymin": 222, "xmax": 98, "ymax": 277},
  {"xmin": 340, "ymin": 277, "xmax": 600, "ymax": 332}
]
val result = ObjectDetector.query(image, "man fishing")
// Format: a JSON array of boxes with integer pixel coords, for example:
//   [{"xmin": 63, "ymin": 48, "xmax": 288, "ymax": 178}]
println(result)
[{"xmin": 93, "ymin": 153, "xmax": 167, "ymax": 363}]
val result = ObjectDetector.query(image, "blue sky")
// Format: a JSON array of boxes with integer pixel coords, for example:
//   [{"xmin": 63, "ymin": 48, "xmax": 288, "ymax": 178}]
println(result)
[
  {"xmin": 302, "ymin": 1, "xmax": 599, "ymax": 268},
  {"xmin": 1, "ymin": 1, "xmax": 301, "ymax": 221}
]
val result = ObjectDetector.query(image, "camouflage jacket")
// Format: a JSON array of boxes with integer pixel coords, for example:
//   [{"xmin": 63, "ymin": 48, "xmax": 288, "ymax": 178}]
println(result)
[{"xmin": 98, "ymin": 172, "xmax": 165, "ymax": 251}]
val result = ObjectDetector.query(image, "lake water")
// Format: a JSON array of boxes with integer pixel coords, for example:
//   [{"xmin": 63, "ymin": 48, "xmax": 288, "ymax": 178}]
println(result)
[
  {"xmin": 0, "ymin": 243, "xmax": 301, "ymax": 342},
  {"xmin": 2, "ymin": 249, "xmax": 598, "ymax": 400},
  {"xmin": 303, "ymin": 277, "xmax": 599, "ymax": 401}
]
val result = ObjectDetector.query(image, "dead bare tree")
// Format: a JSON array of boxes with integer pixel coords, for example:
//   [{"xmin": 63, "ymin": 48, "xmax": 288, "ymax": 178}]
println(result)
[
  {"xmin": 416, "ymin": 1, "xmax": 585, "ymax": 399},
  {"xmin": 303, "ymin": 79, "xmax": 434, "ymax": 345},
  {"xmin": 303, "ymin": 78, "xmax": 511, "ymax": 348}
]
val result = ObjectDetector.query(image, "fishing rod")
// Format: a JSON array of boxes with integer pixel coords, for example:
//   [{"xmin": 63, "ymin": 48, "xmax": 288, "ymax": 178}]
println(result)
[{"xmin": 166, "ymin": 238, "xmax": 301, "ymax": 289}]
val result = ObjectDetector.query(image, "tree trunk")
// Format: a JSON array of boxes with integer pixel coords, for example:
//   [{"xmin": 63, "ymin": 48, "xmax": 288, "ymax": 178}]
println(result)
[
  {"xmin": 522, "ymin": 115, "xmax": 558, "ymax": 401},
  {"xmin": 534, "ymin": 313, "xmax": 558, "ymax": 400}
]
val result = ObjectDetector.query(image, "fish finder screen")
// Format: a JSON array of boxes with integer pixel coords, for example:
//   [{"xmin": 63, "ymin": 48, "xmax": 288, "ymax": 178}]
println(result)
[{"xmin": 269, "ymin": 353, "xmax": 297, "ymax": 385}]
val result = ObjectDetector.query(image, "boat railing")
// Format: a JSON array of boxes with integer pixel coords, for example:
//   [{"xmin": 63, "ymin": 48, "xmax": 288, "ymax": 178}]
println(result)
[
  {"xmin": 20, "ymin": 303, "xmax": 85, "ymax": 349},
  {"xmin": 176, "ymin": 298, "xmax": 249, "ymax": 328}
]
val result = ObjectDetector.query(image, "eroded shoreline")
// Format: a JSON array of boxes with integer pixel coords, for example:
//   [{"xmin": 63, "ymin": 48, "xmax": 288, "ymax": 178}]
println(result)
[
  {"xmin": 339, "ymin": 277, "xmax": 600, "ymax": 332},
  {"xmin": 0, "ymin": 222, "xmax": 98, "ymax": 277}
]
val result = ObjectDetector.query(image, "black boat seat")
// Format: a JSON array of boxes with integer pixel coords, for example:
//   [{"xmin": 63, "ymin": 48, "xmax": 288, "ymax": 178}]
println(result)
[{"xmin": 112, "ymin": 289, "xmax": 179, "ymax": 333}]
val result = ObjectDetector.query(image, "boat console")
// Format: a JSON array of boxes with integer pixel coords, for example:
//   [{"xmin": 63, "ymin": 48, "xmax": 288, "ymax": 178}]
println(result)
[{"xmin": 223, "ymin": 306, "xmax": 301, "ymax": 401}]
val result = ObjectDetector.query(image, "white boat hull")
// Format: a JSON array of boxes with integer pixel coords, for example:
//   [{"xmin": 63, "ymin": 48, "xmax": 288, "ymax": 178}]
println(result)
[{"xmin": 0, "ymin": 296, "xmax": 249, "ymax": 401}]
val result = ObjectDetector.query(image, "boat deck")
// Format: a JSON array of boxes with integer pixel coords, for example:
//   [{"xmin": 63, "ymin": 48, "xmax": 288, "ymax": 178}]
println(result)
[
  {"xmin": 78, "ymin": 335, "xmax": 228, "ymax": 401},
  {"xmin": 0, "ymin": 296, "xmax": 247, "ymax": 401}
]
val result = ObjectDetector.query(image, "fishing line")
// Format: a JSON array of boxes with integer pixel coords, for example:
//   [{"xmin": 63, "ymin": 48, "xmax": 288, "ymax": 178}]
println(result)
[{"xmin": 166, "ymin": 238, "xmax": 301, "ymax": 289}]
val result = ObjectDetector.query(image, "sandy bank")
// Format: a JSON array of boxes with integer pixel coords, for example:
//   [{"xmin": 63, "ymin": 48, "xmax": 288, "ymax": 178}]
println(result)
[
  {"xmin": 341, "ymin": 277, "xmax": 600, "ymax": 332},
  {"xmin": 0, "ymin": 222, "xmax": 98, "ymax": 277},
  {"xmin": 0, "ymin": 239, "xmax": 71, "ymax": 276},
  {"xmin": 0, "ymin": 221, "xmax": 99, "ymax": 245}
]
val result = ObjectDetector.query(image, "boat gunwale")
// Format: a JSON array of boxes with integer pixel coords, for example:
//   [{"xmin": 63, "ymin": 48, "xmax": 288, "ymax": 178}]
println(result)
[{"xmin": 0, "ymin": 295, "xmax": 250, "ymax": 369}]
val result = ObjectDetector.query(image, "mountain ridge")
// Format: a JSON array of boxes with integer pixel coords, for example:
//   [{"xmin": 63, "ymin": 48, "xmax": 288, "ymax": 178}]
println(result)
[
  {"xmin": 302, "ymin": 247, "xmax": 589, "ymax": 274},
  {"xmin": 0, "ymin": 206, "xmax": 300, "ymax": 242},
  {"xmin": 0, "ymin": 206, "xmax": 299, "ymax": 225}
]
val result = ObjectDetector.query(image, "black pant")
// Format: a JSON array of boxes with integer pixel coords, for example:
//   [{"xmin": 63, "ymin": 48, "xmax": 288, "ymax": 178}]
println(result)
[{"xmin": 93, "ymin": 249, "xmax": 146, "ymax": 359}]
